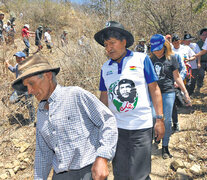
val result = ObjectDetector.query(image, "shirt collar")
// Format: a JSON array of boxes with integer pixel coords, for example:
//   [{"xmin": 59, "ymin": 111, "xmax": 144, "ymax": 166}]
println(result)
[
  {"xmin": 39, "ymin": 84, "xmax": 61, "ymax": 110},
  {"xmin": 108, "ymin": 49, "xmax": 133, "ymax": 65},
  {"xmin": 48, "ymin": 84, "xmax": 61, "ymax": 103}
]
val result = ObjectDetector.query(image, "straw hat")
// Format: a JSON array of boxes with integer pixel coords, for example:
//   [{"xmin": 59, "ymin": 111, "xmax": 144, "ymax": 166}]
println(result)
[{"xmin": 12, "ymin": 54, "xmax": 60, "ymax": 92}]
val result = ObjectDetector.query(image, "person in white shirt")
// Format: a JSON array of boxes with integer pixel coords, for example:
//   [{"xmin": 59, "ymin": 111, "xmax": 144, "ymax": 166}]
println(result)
[
  {"xmin": 172, "ymin": 33, "xmax": 196, "ymax": 95},
  {"xmin": 44, "ymin": 28, "xmax": 53, "ymax": 52},
  {"xmin": 182, "ymin": 33, "xmax": 201, "ymax": 95}
]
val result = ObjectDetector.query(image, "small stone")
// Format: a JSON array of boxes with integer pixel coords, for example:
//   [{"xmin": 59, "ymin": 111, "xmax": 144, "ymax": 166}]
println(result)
[
  {"xmin": 0, "ymin": 162, "xmax": 4, "ymax": 168},
  {"xmin": 188, "ymin": 154, "xmax": 197, "ymax": 161},
  {"xmin": 17, "ymin": 152, "xmax": 28, "ymax": 161},
  {"xmin": 176, "ymin": 168, "xmax": 192, "ymax": 179},
  {"xmin": 0, "ymin": 173, "xmax": 8, "ymax": 179},
  {"xmin": 170, "ymin": 161, "xmax": 180, "ymax": 171},
  {"xmin": 183, "ymin": 161, "xmax": 191, "ymax": 168},
  {"xmin": 13, "ymin": 166, "xmax": 20, "ymax": 173},
  {"xmin": 190, "ymin": 164, "xmax": 201, "ymax": 175},
  {"xmin": 19, "ymin": 142, "xmax": 30, "ymax": 153},
  {"xmin": 8, "ymin": 169, "xmax": 15, "ymax": 177},
  {"xmin": 13, "ymin": 160, "xmax": 20, "ymax": 167},
  {"xmin": 5, "ymin": 162, "xmax": 14, "ymax": 169},
  {"xmin": 23, "ymin": 158, "xmax": 31, "ymax": 163}
]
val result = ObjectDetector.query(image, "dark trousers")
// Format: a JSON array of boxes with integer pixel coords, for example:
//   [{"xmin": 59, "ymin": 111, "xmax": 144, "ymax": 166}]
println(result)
[
  {"xmin": 172, "ymin": 88, "xmax": 185, "ymax": 125},
  {"xmin": 197, "ymin": 62, "xmax": 207, "ymax": 88},
  {"xmin": 113, "ymin": 128, "xmax": 152, "ymax": 180},
  {"xmin": 186, "ymin": 69, "xmax": 198, "ymax": 95},
  {"xmin": 52, "ymin": 164, "xmax": 104, "ymax": 180}
]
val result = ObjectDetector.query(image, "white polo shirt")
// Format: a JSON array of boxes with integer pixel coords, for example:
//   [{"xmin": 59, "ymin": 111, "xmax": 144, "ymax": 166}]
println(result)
[{"xmin": 99, "ymin": 50, "xmax": 158, "ymax": 130}]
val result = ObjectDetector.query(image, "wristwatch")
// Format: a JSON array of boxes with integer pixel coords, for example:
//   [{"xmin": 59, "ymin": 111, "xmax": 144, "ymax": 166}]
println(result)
[{"xmin": 155, "ymin": 114, "xmax": 164, "ymax": 120}]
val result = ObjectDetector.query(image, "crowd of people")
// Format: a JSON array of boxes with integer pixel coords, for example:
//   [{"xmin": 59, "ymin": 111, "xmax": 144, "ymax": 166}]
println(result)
[
  {"xmin": 0, "ymin": 11, "xmax": 69, "ymax": 56},
  {"xmin": 1, "ymin": 11, "xmax": 207, "ymax": 179}
]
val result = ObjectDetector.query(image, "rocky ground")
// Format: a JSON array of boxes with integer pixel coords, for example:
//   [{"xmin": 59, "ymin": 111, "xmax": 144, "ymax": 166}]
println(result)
[{"xmin": 0, "ymin": 80, "xmax": 206, "ymax": 180}]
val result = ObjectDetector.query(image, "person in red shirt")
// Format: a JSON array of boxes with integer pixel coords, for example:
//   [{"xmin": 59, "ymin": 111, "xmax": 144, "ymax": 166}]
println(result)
[{"xmin": 21, "ymin": 24, "xmax": 34, "ymax": 57}]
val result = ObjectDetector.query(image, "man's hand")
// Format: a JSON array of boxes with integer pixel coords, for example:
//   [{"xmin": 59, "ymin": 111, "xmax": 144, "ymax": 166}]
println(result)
[
  {"xmin": 154, "ymin": 119, "xmax": 165, "ymax": 141},
  {"xmin": 91, "ymin": 157, "xmax": 109, "ymax": 180},
  {"xmin": 5, "ymin": 60, "xmax": 10, "ymax": 68}
]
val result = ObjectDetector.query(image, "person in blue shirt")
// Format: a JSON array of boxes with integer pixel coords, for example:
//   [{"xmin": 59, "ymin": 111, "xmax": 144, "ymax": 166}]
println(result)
[
  {"xmin": 5, "ymin": 51, "xmax": 35, "ymax": 122},
  {"xmin": 12, "ymin": 54, "xmax": 118, "ymax": 180}
]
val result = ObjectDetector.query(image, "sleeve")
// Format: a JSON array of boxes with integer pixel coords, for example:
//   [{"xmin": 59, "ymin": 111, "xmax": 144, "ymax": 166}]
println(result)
[
  {"xmin": 143, "ymin": 55, "xmax": 158, "ymax": 84},
  {"xmin": 195, "ymin": 44, "xmax": 201, "ymax": 54},
  {"xmin": 175, "ymin": 54, "xmax": 187, "ymax": 80},
  {"xmin": 36, "ymin": 30, "xmax": 40, "ymax": 41},
  {"xmin": 202, "ymin": 38, "xmax": 207, "ymax": 50},
  {"xmin": 34, "ymin": 128, "xmax": 53, "ymax": 180},
  {"xmin": 79, "ymin": 89, "xmax": 118, "ymax": 161},
  {"xmin": 99, "ymin": 70, "xmax": 107, "ymax": 91},
  {"xmin": 8, "ymin": 65, "xmax": 16, "ymax": 73},
  {"xmin": 188, "ymin": 46, "xmax": 195, "ymax": 57}
]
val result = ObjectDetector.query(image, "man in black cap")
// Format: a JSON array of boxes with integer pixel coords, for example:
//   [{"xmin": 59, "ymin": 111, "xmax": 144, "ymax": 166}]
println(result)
[
  {"xmin": 195, "ymin": 27, "xmax": 207, "ymax": 93},
  {"xmin": 182, "ymin": 33, "xmax": 201, "ymax": 95},
  {"xmin": 94, "ymin": 21, "xmax": 165, "ymax": 180}
]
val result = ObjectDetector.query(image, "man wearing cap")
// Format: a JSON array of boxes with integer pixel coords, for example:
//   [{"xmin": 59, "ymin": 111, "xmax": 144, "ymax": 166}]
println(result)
[
  {"xmin": 172, "ymin": 33, "xmax": 196, "ymax": 95},
  {"xmin": 12, "ymin": 54, "xmax": 118, "ymax": 180},
  {"xmin": 94, "ymin": 21, "xmax": 165, "ymax": 180},
  {"xmin": 134, "ymin": 38, "xmax": 148, "ymax": 53},
  {"xmin": 182, "ymin": 33, "xmax": 201, "ymax": 95},
  {"xmin": 5, "ymin": 51, "xmax": 35, "ymax": 122},
  {"xmin": 195, "ymin": 27, "xmax": 207, "ymax": 93},
  {"xmin": 0, "ymin": 11, "xmax": 4, "ymax": 44}
]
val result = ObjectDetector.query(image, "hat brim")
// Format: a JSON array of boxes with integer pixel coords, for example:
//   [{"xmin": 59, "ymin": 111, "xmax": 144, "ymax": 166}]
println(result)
[
  {"xmin": 12, "ymin": 67, "xmax": 60, "ymax": 92},
  {"xmin": 151, "ymin": 43, "xmax": 164, "ymax": 52},
  {"xmin": 200, "ymin": 27, "xmax": 207, "ymax": 35},
  {"xmin": 184, "ymin": 38, "xmax": 195, "ymax": 41},
  {"xmin": 94, "ymin": 27, "xmax": 134, "ymax": 48}
]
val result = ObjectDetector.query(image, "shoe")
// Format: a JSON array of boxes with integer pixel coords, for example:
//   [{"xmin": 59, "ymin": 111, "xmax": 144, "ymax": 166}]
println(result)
[
  {"xmin": 162, "ymin": 146, "xmax": 173, "ymax": 159},
  {"xmin": 172, "ymin": 123, "xmax": 180, "ymax": 133}
]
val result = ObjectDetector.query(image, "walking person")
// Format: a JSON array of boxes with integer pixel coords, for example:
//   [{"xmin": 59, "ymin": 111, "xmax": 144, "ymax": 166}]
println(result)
[
  {"xmin": 44, "ymin": 28, "xmax": 53, "ymax": 52},
  {"xmin": 171, "ymin": 53, "xmax": 187, "ymax": 133},
  {"xmin": 150, "ymin": 34, "xmax": 192, "ymax": 159},
  {"xmin": 5, "ymin": 51, "xmax": 35, "ymax": 122},
  {"xmin": 195, "ymin": 27, "xmax": 207, "ymax": 93},
  {"xmin": 0, "ymin": 11, "xmax": 4, "ymax": 44},
  {"xmin": 35, "ymin": 25, "xmax": 43, "ymax": 53},
  {"xmin": 182, "ymin": 33, "xmax": 201, "ymax": 95},
  {"xmin": 21, "ymin": 24, "xmax": 34, "ymax": 57},
  {"xmin": 12, "ymin": 54, "xmax": 118, "ymax": 180},
  {"xmin": 94, "ymin": 21, "xmax": 165, "ymax": 180},
  {"xmin": 60, "ymin": 30, "xmax": 68, "ymax": 47},
  {"xmin": 172, "ymin": 33, "xmax": 197, "ymax": 95}
]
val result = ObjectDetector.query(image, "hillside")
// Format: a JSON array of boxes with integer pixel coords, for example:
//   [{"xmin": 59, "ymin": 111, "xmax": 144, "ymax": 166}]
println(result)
[{"xmin": 0, "ymin": 3, "xmax": 206, "ymax": 180}]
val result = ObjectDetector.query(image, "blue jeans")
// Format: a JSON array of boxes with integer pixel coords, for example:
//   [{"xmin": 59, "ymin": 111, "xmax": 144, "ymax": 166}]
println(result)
[{"xmin": 152, "ymin": 92, "xmax": 175, "ymax": 147}]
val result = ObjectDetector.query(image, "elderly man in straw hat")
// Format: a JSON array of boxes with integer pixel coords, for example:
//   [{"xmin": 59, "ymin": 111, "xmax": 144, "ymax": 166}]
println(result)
[
  {"xmin": 94, "ymin": 21, "xmax": 165, "ymax": 180},
  {"xmin": 12, "ymin": 54, "xmax": 118, "ymax": 180}
]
